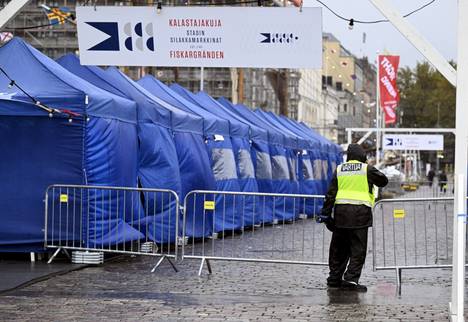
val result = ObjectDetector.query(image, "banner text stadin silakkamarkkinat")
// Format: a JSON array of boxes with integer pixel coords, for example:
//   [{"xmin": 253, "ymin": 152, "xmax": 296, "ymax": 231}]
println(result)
[{"xmin": 76, "ymin": 6, "xmax": 322, "ymax": 68}]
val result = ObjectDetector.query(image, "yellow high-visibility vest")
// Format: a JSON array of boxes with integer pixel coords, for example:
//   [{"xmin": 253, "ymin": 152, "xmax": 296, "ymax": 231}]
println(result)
[{"xmin": 335, "ymin": 160, "xmax": 374, "ymax": 208}]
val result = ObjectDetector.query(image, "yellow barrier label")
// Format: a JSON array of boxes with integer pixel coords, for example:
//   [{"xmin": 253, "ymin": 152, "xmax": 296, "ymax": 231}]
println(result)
[
  {"xmin": 393, "ymin": 209, "xmax": 405, "ymax": 219},
  {"xmin": 204, "ymin": 201, "xmax": 215, "ymax": 210},
  {"xmin": 60, "ymin": 194, "xmax": 68, "ymax": 203}
]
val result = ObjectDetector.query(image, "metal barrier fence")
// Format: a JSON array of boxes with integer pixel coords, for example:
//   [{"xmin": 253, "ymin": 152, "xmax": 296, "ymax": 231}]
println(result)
[
  {"xmin": 44, "ymin": 184, "xmax": 180, "ymax": 271},
  {"xmin": 382, "ymin": 180, "xmax": 454, "ymax": 199},
  {"xmin": 372, "ymin": 197, "xmax": 454, "ymax": 293},
  {"xmin": 181, "ymin": 190, "xmax": 328, "ymax": 275}
]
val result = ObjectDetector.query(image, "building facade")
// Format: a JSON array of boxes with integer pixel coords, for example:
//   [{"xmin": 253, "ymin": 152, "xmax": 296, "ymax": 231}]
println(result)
[{"xmin": 322, "ymin": 33, "xmax": 377, "ymax": 144}]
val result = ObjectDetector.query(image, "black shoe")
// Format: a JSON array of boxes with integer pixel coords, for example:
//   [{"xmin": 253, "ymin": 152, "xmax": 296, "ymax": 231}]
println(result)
[
  {"xmin": 341, "ymin": 280, "xmax": 367, "ymax": 292},
  {"xmin": 327, "ymin": 279, "xmax": 342, "ymax": 288}
]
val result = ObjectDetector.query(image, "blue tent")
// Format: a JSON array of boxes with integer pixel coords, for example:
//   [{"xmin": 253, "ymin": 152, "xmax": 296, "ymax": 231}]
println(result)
[
  {"xmin": 272, "ymin": 114, "xmax": 325, "ymax": 194},
  {"xmin": 191, "ymin": 92, "xmax": 269, "ymax": 226},
  {"xmin": 108, "ymin": 67, "xmax": 216, "ymax": 241},
  {"xmin": 255, "ymin": 109, "xmax": 333, "ymax": 215},
  {"xmin": 190, "ymin": 91, "xmax": 258, "ymax": 194},
  {"xmin": 58, "ymin": 56, "xmax": 216, "ymax": 239},
  {"xmin": 0, "ymin": 38, "xmax": 143, "ymax": 251},
  {"xmin": 296, "ymin": 120, "xmax": 343, "ymax": 181},
  {"xmin": 280, "ymin": 116, "xmax": 341, "ymax": 194},
  {"xmin": 218, "ymin": 99, "xmax": 281, "ymax": 193},
  {"xmin": 254, "ymin": 109, "xmax": 302, "ymax": 193},
  {"xmin": 218, "ymin": 99, "xmax": 291, "ymax": 222},
  {"xmin": 138, "ymin": 76, "xmax": 246, "ymax": 233},
  {"xmin": 221, "ymin": 100, "xmax": 311, "ymax": 218},
  {"xmin": 267, "ymin": 113, "xmax": 329, "ymax": 213},
  {"xmin": 58, "ymin": 56, "xmax": 180, "ymax": 242},
  {"xmin": 169, "ymin": 84, "xmax": 253, "ymax": 230}
]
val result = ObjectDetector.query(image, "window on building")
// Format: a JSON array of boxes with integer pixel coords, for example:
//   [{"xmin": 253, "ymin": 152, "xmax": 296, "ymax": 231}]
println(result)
[
  {"xmin": 327, "ymin": 76, "xmax": 333, "ymax": 86},
  {"xmin": 353, "ymin": 105, "xmax": 356, "ymax": 116},
  {"xmin": 336, "ymin": 82, "xmax": 343, "ymax": 91},
  {"xmin": 344, "ymin": 104, "xmax": 348, "ymax": 112},
  {"xmin": 337, "ymin": 104, "xmax": 340, "ymax": 112}
]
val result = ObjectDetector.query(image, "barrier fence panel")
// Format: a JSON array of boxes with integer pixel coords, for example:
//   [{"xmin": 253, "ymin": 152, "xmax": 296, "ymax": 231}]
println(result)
[
  {"xmin": 181, "ymin": 190, "xmax": 328, "ymax": 275},
  {"xmin": 44, "ymin": 184, "xmax": 180, "ymax": 271},
  {"xmin": 382, "ymin": 180, "xmax": 454, "ymax": 199},
  {"xmin": 372, "ymin": 197, "xmax": 454, "ymax": 293}
]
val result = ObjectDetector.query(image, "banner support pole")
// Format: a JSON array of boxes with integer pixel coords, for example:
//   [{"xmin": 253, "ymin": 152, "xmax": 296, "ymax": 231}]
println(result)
[
  {"xmin": 200, "ymin": 67, "xmax": 204, "ymax": 92},
  {"xmin": 375, "ymin": 54, "xmax": 380, "ymax": 167}
]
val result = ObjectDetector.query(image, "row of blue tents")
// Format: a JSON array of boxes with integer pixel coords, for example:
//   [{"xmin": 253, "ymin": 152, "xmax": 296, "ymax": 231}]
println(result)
[{"xmin": 0, "ymin": 38, "xmax": 342, "ymax": 252}]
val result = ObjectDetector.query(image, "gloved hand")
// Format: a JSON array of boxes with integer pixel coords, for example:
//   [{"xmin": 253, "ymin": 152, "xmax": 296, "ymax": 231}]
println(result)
[
  {"xmin": 315, "ymin": 213, "xmax": 331, "ymax": 224},
  {"xmin": 316, "ymin": 214, "xmax": 336, "ymax": 232}
]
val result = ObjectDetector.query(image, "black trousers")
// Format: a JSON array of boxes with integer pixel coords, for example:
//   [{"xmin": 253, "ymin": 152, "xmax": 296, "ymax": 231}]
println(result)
[{"xmin": 327, "ymin": 227, "xmax": 368, "ymax": 284}]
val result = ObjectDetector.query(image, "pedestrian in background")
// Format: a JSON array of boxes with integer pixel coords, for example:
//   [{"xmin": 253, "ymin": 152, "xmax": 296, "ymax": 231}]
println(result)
[
  {"xmin": 439, "ymin": 170, "xmax": 448, "ymax": 193},
  {"xmin": 316, "ymin": 144, "xmax": 388, "ymax": 292},
  {"xmin": 427, "ymin": 168, "xmax": 435, "ymax": 187}
]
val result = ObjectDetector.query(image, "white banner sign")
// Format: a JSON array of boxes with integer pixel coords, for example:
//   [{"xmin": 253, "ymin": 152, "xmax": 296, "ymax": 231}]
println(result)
[
  {"xmin": 383, "ymin": 134, "xmax": 444, "ymax": 151},
  {"xmin": 76, "ymin": 6, "xmax": 322, "ymax": 68}
]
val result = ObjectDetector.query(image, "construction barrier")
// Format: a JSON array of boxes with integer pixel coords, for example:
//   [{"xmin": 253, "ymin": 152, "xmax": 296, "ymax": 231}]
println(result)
[
  {"xmin": 181, "ymin": 190, "xmax": 328, "ymax": 275},
  {"xmin": 44, "ymin": 184, "xmax": 180, "ymax": 271},
  {"xmin": 372, "ymin": 197, "xmax": 454, "ymax": 293}
]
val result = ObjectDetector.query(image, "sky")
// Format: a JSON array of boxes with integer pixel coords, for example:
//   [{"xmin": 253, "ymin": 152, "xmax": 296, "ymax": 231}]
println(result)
[{"xmin": 303, "ymin": 0, "xmax": 458, "ymax": 68}]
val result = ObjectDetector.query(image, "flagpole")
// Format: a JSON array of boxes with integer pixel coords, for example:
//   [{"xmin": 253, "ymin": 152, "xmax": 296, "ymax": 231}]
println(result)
[{"xmin": 376, "ymin": 54, "xmax": 380, "ymax": 167}]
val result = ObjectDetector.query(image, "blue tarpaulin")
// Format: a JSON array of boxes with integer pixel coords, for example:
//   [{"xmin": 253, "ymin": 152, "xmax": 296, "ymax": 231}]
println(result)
[
  {"xmin": 59, "ymin": 57, "xmax": 182, "ymax": 242},
  {"xmin": 270, "ymin": 113, "xmax": 330, "ymax": 213},
  {"xmin": 138, "ymin": 76, "xmax": 243, "ymax": 235},
  {"xmin": 193, "ymin": 92, "xmax": 265, "ymax": 226},
  {"xmin": 0, "ymin": 38, "xmax": 143, "ymax": 251},
  {"xmin": 170, "ymin": 84, "xmax": 248, "ymax": 231},
  {"xmin": 58, "ymin": 55, "xmax": 212, "ymax": 242}
]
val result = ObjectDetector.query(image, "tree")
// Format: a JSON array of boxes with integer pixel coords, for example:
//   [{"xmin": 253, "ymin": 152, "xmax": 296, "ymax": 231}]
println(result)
[{"xmin": 397, "ymin": 62, "xmax": 456, "ymax": 168}]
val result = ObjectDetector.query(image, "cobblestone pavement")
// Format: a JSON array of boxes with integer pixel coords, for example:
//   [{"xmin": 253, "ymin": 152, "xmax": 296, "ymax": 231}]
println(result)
[
  {"xmin": 0, "ymin": 255, "xmax": 460, "ymax": 322},
  {"xmin": 0, "ymin": 196, "xmax": 466, "ymax": 321}
]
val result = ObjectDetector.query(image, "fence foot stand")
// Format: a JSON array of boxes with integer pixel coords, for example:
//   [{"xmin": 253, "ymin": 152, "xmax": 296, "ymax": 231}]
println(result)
[
  {"xmin": 166, "ymin": 257, "xmax": 178, "ymax": 273},
  {"xmin": 395, "ymin": 267, "xmax": 402, "ymax": 295},
  {"xmin": 47, "ymin": 248, "xmax": 70, "ymax": 264},
  {"xmin": 63, "ymin": 249, "xmax": 71, "ymax": 260},
  {"xmin": 151, "ymin": 256, "xmax": 178, "ymax": 273},
  {"xmin": 198, "ymin": 258, "xmax": 212, "ymax": 276}
]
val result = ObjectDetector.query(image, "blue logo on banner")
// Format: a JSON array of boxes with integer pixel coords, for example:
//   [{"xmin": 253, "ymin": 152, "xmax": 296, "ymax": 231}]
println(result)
[
  {"xmin": 385, "ymin": 137, "xmax": 403, "ymax": 147},
  {"xmin": 86, "ymin": 22, "xmax": 155, "ymax": 52},
  {"xmin": 260, "ymin": 33, "xmax": 299, "ymax": 44},
  {"xmin": 86, "ymin": 22, "xmax": 120, "ymax": 51}
]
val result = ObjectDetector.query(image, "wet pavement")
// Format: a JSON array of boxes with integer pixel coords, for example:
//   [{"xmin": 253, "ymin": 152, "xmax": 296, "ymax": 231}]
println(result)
[
  {"xmin": 0, "ymin": 255, "xmax": 86, "ymax": 294},
  {"xmin": 0, "ymin": 191, "xmax": 466, "ymax": 321},
  {"xmin": 0, "ymin": 255, "xmax": 461, "ymax": 321},
  {"xmin": 0, "ymin": 250, "xmax": 465, "ymax": 320}
]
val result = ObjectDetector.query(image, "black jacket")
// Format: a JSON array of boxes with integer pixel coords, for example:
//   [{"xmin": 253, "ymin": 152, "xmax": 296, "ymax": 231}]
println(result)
[{"xmin": 321, "ymin": 144, "xmax": 388, "ymax": 229}]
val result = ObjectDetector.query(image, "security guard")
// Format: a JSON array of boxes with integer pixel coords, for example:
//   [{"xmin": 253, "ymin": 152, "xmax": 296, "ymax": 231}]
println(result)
[{"xmin": 317, "ymin": 144, "xmax": 388, "ymax": 292}]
